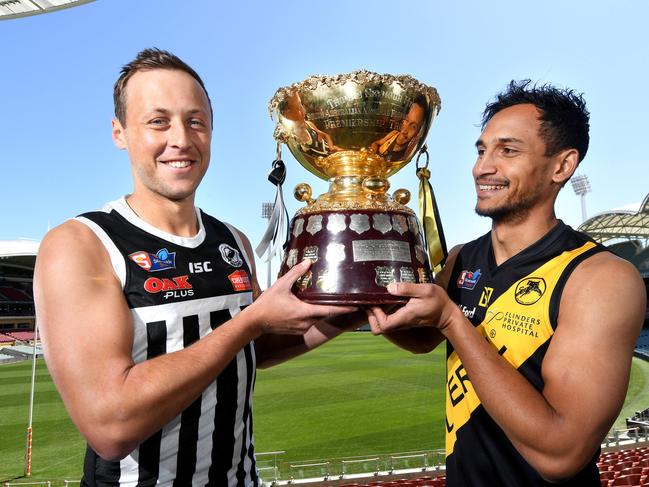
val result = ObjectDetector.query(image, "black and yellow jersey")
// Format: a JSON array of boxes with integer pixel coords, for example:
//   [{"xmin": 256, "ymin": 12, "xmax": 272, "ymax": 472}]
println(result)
[{"xmin": 445, "ymin": 221, "xmax": 606, "ymax": 486}]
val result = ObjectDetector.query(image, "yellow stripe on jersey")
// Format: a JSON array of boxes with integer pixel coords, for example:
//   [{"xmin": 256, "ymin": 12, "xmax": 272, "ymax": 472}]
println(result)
[{"xmin": 445, "ymin": 241, "xmax": 596, "ymax": 455}]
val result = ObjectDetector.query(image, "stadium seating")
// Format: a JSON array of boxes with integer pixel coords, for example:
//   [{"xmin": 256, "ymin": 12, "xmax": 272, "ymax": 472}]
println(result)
[
  {"xmin": 6, "ymin": 330, "xmax": 35, "ymax": 341},
  {"xmin": 599, "ymin": 447, "xmax": 649, "ymax": 486},
  {"xmin": 0, "ymin": 333, "xmax": 15, "ymax": 343}
]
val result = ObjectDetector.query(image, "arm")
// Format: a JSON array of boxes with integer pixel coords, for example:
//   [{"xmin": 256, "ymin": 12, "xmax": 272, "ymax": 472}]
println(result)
[
  {"xmin": 366, "ymin": 244, "xmax": 463, "ymax": 354},
  {"xmin": 371, "ymin": 253, "xmax": 645, "ymax": 481},
  {"xmin": 35, "ymin": 222, "xmax": 355, "ymax": 461},
  {"xmin": 233, "ymin": 229, "xmax": 365, "ymax": 369},
  {"xmin": 369, "ymin": 131, "xmax": 396, "ymax": 153},
  {"xmin": 306, "ymin": 121, "xmax": 342, "ymax": 153}
]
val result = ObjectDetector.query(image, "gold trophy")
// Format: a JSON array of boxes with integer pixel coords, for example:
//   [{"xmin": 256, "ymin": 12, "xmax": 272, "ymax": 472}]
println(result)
[{"xmin": 262, "ymin": 70, "xmax": 444, "ymax": 305}]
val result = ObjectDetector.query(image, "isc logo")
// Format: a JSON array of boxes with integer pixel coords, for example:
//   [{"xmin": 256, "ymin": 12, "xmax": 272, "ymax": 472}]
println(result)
[
  {"xmin": 189, "ymin": 261, "xmax": 212, "ymax": 273},
  {"xmin": 144, "ymin": 275, "xmax": 194, "ymax": 300}
]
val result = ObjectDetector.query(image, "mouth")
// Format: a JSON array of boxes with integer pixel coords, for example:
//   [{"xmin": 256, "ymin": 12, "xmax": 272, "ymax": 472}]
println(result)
[
  {"xmin": 159, "ymin": 159, "xmax": 196, "ymax": 169},
  {"xmin": 478, "ymin": 183, "xmax": 508, "ymax": 191}
]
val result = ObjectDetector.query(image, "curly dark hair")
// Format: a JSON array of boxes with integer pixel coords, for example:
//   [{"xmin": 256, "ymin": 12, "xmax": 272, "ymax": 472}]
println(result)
[
  {"xmin": 482, "ymin": 80, "xmax": 590, "ymax": 162},
  {"xmin": 113, "ymin": 47, "xmax": 212, "ymax": 126}
]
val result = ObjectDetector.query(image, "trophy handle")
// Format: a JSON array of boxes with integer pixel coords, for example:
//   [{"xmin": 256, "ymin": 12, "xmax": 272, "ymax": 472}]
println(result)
[{"xmin": 294, "ymin": 183, "xmax": 315, "ymax": 205}]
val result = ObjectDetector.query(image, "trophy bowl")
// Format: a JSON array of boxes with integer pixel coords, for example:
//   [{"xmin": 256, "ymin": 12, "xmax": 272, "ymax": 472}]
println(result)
[{"xmin": 270, "ymin": 70, "xmax": 441, "ymax": 305}]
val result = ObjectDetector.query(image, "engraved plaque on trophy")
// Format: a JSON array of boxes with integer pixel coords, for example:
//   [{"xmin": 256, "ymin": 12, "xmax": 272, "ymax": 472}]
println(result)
[{"xmin": 269, "ymin": 71, "xmax": 441, "ymax": 305}]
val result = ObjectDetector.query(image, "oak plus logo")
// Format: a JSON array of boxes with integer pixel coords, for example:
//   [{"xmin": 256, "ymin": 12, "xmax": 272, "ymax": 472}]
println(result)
[
  {"xmin": 514, "ymin": 277, "xmax": 546, "ymax": 305},
  {"xmin": 144, "ymin": 275, "xmax": 194, "ymax": 300}
]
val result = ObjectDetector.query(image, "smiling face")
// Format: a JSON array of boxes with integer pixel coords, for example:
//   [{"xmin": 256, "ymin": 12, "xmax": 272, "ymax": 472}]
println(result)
[
  {"xmin": 112, "ymin": 68, "xmax": 212, "ymax": 203},
  {"xmin": 473, "ymin": 104, "xmax": 562, "ymax": 224},
  {"xmin": 396, "ymin": 102, "xmax": 425, "ymax": 146}
]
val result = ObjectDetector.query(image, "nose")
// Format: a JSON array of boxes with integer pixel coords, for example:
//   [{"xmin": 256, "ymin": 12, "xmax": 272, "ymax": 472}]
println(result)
[
  {"xmin": 169, "ymin": 121, "xmax": 192, "ymax": 150},
  {"xmin": 473, "ymin": 149, "xmax": 497, "ymax": 179}
]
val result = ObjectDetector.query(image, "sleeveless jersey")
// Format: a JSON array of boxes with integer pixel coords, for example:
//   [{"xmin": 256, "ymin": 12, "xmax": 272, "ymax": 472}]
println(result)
[
  {"xmin": 76, "ymin": 197, "xmax": 258, "ymax": 486},
  {"xmin": 445, "ymin": 221, "xmax": 605, "ymax": 486}
]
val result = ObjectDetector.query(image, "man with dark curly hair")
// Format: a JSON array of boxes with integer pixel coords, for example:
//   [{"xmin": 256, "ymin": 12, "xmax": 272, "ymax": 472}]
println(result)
[{"xmin": 368, "ymin": 80, "xmax": 646, "ymax": 486}]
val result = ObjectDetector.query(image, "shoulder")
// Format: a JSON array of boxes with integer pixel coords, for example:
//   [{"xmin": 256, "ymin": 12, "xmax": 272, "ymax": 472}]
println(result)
[
  {"xmin": 226, "ymin": 223, "xmax": 254, "ymax": 255},
  {"xmin": 435, "ymin": 244, "xmax": 464, "ymax": 290},
  {"xmin": 36, "ymin": 219, "xmax": 116, "ymax": 281},
  {"xmin": 39, "ymin": 219, "xmax": 105, "ymax": 259},
  {"xmin": 568, "ymin": 250, "xmax": 644, "ymax": 296},
  {"xmin": 560, "ymin": 250, "xmax": 645, "ymax": 339}
]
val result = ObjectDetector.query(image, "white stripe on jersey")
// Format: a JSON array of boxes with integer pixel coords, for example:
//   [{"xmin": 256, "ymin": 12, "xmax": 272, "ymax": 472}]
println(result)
[
  {"xmin": 129, "ymin": 293, "xmax": 252, "ymax": 363},
  {"xmin": 191, "ymin": 377, "xmax": 217, "ymax": 486},
  {"xmin": 75, "ymin": 216, "xmax": 127, "ymax": 289},
  {"xmin": 227, "ymin": 349, "xmax": 250, "ymax": 485},
  {"xmin": 104, "ymin": 197, "xmax": 207, "ymax": 248},
  {"xmin": 223, "ymin": 222, "xmax": 253, "ymax": 271},
  {"xmin": 242, "ymin": 342, "xmax": 257, "ymax": 485}
]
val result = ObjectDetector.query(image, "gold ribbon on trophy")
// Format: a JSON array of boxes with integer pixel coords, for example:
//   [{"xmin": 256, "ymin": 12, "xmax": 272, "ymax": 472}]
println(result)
[{"xmin": 416, "ymin": 145, "xmax": 447, "ymax": 275}]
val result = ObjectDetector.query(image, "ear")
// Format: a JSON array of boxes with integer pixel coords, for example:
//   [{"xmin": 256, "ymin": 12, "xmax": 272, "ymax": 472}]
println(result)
[
  {"xmin": 112, "ymin": 118, "xmax": 127, "ymax": 150},
  {"xmin": 552, "ymin": 148, "xmax": 579, "ymax": 185}
]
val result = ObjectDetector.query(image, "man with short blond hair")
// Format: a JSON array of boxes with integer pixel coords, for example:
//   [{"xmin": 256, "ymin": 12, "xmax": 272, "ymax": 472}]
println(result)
[{"xmin": 35, "ymin": 48, "xmax": 356, "ymax": 486}]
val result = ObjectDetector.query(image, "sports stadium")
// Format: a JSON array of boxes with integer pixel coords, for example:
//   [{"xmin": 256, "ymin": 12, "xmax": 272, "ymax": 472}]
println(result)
[
  {"xmin": 2, "ymin": 195, "xmax": 649, "ymax": 487},
  {"xmin": 2, "ymin": 4, "xmax": 649, "ymax": 486}
]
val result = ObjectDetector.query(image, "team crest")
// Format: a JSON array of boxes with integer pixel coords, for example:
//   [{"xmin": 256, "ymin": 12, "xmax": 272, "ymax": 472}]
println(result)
[
  {"xmin": 514, "ymin": 277, "xmax": 546, "ymax": 305},
  {"xmin": 129, "ymin": 248, "xmax": 176, "ymax": 272},
  {"xmin": 457, "ymin": 269, "xmax": 481, "ymax": 290},
  {"xmin": 219, "ymin": 244, "xmax": 243, "ymax": 268}
]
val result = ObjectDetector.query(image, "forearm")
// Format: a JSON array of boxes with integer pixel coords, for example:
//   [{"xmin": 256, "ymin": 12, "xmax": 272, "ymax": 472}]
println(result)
[
  {"xmin": 256, "ymin": 311, "xmax": 365, "ymax": 368},
  {"xmin": 383, "ymin": 328, "xmax": 443, "ymax": 354},
  {"xmin": 441, "ymin": 310, "xmax": 592, "ymax": 480},
  {"xmin": 68, "ymin": 313, "xmax": 259, "ymax": 460}
]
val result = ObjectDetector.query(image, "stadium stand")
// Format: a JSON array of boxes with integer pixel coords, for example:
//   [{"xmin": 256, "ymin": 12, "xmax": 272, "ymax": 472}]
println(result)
[
  {"xmin": 597, "ymin": 446, "xmax": 649, "ymax": 486},
  {"xmin": 0, "ymin": 332, "xmax": 15, "ymax": 343},
  {"xmin": 5, "ymin": 330, "xmax": 36, "ymax": 341}
]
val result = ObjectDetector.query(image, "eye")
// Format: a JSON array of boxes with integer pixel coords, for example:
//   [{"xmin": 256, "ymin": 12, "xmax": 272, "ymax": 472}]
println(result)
[
  {"xmin": 502, "ymin": 147, "xmax": 518, "ymax": 155},
  {"xmin": 149, "ymin": 118, "xmax": 168, "ymax": 127},
  {"xmin": 476, "ymin": 148, "xmax": 485, "ymax": 157},
  {"xmin": 189, "ymin": 119, "xmax": 207, "ymax": 128}
]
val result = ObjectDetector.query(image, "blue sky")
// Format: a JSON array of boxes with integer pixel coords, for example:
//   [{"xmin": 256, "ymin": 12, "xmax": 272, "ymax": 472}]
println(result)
[{"xmin": 2, "ymin": 0, "xmax": 647, "ymax": 287}]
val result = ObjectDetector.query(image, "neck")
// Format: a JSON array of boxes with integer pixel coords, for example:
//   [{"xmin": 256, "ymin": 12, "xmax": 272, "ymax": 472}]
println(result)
[
  {"xmin": 126, "ymin": 192, "xmax": 199, "ymax": 237},
  {"xmin": 490, "ymin": 210, "xmax": 559, "ymax": 266}
]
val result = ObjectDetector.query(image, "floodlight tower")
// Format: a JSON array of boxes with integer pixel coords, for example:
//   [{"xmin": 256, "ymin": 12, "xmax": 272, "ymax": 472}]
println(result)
[
  {"xmin": 571, "ymin": 173, "xmax": 591, "ymax": 222},
  {"xmin": 261, "ymin": 202, "xmax": 274, "ymax": 289}
]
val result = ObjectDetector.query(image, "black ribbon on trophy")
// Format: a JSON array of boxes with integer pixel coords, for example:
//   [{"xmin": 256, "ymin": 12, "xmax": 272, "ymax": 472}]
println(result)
[{"xmin": 255, "ymin": 145, "xmax": 289, "ymax": 263}]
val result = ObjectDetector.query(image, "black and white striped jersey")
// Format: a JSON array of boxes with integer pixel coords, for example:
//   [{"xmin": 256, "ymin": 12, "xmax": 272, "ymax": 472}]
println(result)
[{"xmin": 76, "ymin": 197, "xmax": 258, "ymax": 486}]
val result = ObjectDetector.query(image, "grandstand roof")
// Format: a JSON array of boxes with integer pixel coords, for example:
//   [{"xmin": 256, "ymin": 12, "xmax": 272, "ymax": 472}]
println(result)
[
  {"xmin": 578, "ymin": 193, "xmax": 649, "ymax": 244},
  {"xmin": 0, "ymin": 0, "xmax": 94, "ymax": 20},
  {"xmin": 0, "ymin": 240, "xmax": 39, "ymax": 258}
]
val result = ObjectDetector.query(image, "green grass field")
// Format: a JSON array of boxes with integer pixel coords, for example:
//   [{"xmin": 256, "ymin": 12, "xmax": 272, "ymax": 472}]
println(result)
[{"xmin": 1, "ymin": 333, "xmax": 648, "ymax": 483}]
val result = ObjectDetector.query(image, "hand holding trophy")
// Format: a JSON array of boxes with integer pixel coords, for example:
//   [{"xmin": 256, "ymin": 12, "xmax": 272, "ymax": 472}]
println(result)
[{"xmin": 258, "ymin": 71, "xmax": 446, "ymax": 305}]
